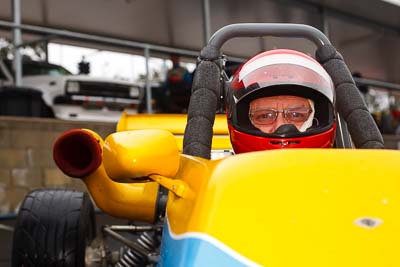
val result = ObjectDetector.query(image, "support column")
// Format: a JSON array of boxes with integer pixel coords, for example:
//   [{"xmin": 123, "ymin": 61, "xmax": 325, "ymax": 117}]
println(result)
[
  {"xmin": 202, "ymin": 0, "xmax": 211, "ymax": 45},
  {"xmin": 321, "ymin": 7, "xmax": 330, "ymax": 38},
  {"xmin": 144, "ymin": 46, "xmax": 153, "ymax": 114},
  {"xmin": 12, "ymin": 0, "xmax": 22, "ymax": 86}
]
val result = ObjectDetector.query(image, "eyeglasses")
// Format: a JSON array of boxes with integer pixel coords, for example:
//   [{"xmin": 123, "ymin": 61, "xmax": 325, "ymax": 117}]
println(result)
[{"xmin": 249, "ymin": 107, "xmax": 312, "ymax": 125}]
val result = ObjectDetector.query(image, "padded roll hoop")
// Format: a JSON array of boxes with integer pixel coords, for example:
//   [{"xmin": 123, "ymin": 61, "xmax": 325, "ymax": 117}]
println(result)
[
  {"xmin": 183, "ymin": 45, "xmax": 222, "ymax": 158},
  {"xmin": 316, "ymin": 44, "xmax": 384, "ymax": 149}
]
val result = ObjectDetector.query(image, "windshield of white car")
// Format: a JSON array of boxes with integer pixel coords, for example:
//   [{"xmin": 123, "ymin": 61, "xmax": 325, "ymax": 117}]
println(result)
[
  {"xmin": 0, "ymin": 59, "xmax": 72, "ymax": 77},
  {"xmin": 23, "ymin": 61, "xmax": 72, "ymax": 76}
]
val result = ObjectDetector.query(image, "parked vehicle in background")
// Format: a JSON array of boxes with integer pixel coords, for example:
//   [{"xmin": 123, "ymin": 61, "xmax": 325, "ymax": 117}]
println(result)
[{"xmin": 0, "ymin": 58, "xmax": 142, "ymax": 122}]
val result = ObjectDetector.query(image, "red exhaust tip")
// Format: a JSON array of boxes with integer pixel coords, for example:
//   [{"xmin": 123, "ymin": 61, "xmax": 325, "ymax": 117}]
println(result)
[{"xmin": 53, "ymin": 129, "xmax": 102, "ymax": 178}]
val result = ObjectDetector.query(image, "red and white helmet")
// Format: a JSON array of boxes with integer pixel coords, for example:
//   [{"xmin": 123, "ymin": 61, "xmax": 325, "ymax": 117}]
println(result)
[{"xmin": 226, "ymin": 49, "xmax": 336, "ymax": 154}]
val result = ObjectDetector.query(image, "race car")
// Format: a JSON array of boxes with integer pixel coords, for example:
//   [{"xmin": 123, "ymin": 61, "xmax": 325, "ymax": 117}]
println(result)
[{"xmin": 11, "ymin": 23, "xmax": 398, "ymax": 267}]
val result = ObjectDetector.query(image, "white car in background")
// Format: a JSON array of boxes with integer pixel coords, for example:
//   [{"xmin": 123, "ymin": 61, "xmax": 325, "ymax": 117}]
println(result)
[{"xmin": 0, "ymin": 59, "xmax": 142, "ymax": 122}]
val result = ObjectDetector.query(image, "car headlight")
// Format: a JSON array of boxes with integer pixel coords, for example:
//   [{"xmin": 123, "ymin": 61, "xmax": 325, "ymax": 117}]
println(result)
[
  {"xmin": 66, "ymin": 81, "xmax": 80, "ymax": 93},
  {"xmin": 129, "ymin": 86, "xmax": 140, "ymax": 98}
]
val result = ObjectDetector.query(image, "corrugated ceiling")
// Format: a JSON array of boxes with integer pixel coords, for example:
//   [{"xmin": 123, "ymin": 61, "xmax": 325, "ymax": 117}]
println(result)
[{"xmin": 0, "ymin": 0, "xmax": 399, "ymax": 82}]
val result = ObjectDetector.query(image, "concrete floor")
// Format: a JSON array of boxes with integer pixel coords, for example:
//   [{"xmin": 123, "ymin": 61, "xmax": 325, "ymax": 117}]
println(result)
[{"xmin": 0, "ymin": 213, "xmax": 129, "ymax": 267}]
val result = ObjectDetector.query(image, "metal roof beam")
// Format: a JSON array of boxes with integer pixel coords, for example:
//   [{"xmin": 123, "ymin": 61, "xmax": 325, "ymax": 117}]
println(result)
[
  {"xmin": 0, "ymin": 20, "xmax": 247, "ymax": 62},
  {"xmin": 271, "ymin": 0, "xmax": 400, "ymax": 35}
]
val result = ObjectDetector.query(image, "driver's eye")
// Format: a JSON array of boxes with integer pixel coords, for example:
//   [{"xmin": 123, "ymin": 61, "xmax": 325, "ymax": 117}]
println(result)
[
  {"xmin": 264, "ymin": 112, "xmax": 274, "ymax": 118},
  {"xmin": 250, "ymin": 110, "xmax": 277, "ymax": 125},
  {"xmin": 286, "ymin": 108, "xmax": 310, "ymax": 122},
  {"xmin": 255, "ymin": 111, "xmax": 275, "ymax": 120},
  {"xmin": 290, "ymin": 112, "xmax": 303, "ymax": 118}
]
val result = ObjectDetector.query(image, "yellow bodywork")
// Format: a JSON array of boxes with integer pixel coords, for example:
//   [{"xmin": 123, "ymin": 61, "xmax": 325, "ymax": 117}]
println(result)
[
  {"xmin": 166, "ymin": 149, "xmax": 400, "ymax": 266},
  {"xmin": 84, "ymin": 165, "xmax": 159, "ymax": 222},
  {"xmin": 103, "ymin": 129, "xmax": 180, "ymax": 181},
  {"xmin": 117, "ymin": 112, "xmax": 232, "ymax": 151},
  {"xmin": 72, "ymin": 119, "xmax": 400, "ymax": 265},
  {"xmin": 74, "ymin": 111, "xmax": 232, "ymax": 223}
]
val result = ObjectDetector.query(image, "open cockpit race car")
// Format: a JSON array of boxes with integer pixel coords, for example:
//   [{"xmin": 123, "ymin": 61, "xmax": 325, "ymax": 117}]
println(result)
[{"xmin": 11, "ymin": 23, "xmax": 398, "ymax": 267}]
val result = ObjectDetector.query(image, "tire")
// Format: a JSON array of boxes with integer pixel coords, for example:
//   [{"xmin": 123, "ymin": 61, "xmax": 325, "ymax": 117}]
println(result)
[{"xmin": 11, "ymin": 189, "xmax": 96, "ymax": 267}]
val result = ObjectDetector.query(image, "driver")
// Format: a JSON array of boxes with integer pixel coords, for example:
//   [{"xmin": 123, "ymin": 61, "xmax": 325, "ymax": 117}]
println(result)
[{"xmin": 226, "ymin": 49, "xmax": 337, "ymax": 153}]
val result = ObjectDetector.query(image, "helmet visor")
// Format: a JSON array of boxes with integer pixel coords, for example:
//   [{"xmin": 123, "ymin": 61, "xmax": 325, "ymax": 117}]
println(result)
[{"xmin": 231, "ymin": 62, "xmax": 334, "ymax": 104}]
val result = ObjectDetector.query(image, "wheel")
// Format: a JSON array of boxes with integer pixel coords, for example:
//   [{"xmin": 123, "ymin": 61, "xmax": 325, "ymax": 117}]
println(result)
[{"xmin": 11, "ymin": 189, "xmax": 96, "ymax": 267}]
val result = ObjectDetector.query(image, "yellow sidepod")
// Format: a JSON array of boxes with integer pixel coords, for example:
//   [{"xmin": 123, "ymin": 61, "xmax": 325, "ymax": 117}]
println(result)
[
  {"xmin": 117, "ymin": 113, "xmax": 228, "ymax": 134},
  {"xmin": 116, "ymin": 112, "xmax": 232, "ymax": 151},
  {"xmin": 165, "ymin": 149, "xmax": 400, "ymax": 266},
  {"xmin": 102, "ymin": 129, "xmax": 180, "ymax": 181}
]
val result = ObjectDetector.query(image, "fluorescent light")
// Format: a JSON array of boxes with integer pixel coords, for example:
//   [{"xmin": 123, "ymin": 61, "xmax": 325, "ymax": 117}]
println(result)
[{"xmin": 381, "ymin": 0, "xmax": 400, "ymax": 7}]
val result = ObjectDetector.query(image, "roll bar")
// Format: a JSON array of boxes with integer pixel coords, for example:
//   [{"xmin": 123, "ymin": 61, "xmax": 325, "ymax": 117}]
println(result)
[
  {"xmin": 183, "ymin": 23, "xmax": 383, "ymax": 159},
  {"xmin": 208, "ymin": 23, "xmax": 331, "ymax": 49}
]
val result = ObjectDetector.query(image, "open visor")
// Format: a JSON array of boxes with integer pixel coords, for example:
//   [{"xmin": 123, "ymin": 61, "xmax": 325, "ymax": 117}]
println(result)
[{"xmin": 230, "ymin": 53, "xmax": 335, "ymax": 104}]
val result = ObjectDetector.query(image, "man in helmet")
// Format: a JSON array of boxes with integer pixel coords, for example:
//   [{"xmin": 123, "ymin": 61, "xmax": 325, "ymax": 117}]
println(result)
[{"xmin": 226, "ymin": 49, "xmax": 337, "ymax": 154}]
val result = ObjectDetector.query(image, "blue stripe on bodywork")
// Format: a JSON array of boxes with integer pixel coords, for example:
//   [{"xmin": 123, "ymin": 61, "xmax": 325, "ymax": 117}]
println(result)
[{"xmin": 157, "ymin": 221, "xmax": 257, "ymax": 267}]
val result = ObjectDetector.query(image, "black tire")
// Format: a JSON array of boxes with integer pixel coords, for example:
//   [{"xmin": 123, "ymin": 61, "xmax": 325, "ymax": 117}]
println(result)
[{"xmin": 11, "ymin": 189, "xmax": 96, "ymax": 267}]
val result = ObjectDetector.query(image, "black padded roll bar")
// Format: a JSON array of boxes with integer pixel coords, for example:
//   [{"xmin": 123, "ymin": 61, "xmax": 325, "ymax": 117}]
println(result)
[
  {"xmin": 316, "ymin": 45, "xmax": 384, "ymax": 148},
  {"xmin": 208, "ymin": 23, "xmax": 331, "ymax": 49},
  {"xmin": 182, "ymin": 45, "xmax": 222, "ymax": 159},
  {"xmin": 183, "ymin": 23, "xmax": 383, "ymax": 158}
]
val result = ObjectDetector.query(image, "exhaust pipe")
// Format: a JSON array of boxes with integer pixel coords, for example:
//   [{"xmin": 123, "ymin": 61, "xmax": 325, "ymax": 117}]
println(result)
[
  {"xmin": 53, "ymin": 129, "xmax": 102, "ymax": 178},
  {"xmin": 52, "ymin": 129, "xmax": 161, "ymax": 223}
]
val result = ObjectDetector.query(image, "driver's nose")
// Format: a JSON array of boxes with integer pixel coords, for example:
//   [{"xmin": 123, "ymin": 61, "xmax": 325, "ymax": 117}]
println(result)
[{"xmin": 272, "ymin": 113, "xmax": 285, "ymax": 131}]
